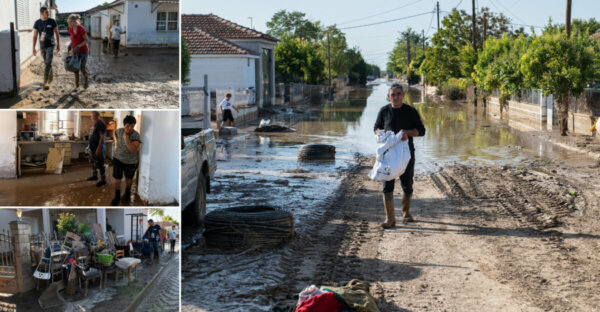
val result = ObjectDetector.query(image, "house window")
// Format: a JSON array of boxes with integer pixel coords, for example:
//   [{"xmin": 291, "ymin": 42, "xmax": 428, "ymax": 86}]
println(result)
[
  {"xmin": 157, "ymin": 12, "xmax": 178, "ymax": 31},
  {"xmin": 16, "ymin": 0, "xmax": 33, "ymax": 31},
  {"xmin": 42, "ymin": 111, "xmax": 74, "ymax": 135}
]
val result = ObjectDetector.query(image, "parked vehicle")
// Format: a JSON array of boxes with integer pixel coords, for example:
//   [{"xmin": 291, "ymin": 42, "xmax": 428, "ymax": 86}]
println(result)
[{"xmin": 181, "ymin": 127, "xmax": 216, "ymax": 225}]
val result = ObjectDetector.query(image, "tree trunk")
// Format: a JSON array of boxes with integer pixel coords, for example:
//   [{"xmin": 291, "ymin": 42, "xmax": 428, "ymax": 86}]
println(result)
[{"xmin": 557, "ymin": 94, "xmax": 569, "ymax": 136}]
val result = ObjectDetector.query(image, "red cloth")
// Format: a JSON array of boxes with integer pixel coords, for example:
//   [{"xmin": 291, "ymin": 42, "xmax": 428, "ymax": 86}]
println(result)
[
  {"xmin": 295, "ymin": 292, "xmax": 346, "ymax": 312},
  {"xmin": 68, "ymin": 24, "xmax": 89, "ymax": 53}
]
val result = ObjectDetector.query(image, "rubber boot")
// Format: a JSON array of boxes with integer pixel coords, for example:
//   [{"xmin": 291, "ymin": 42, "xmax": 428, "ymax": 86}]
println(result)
[
  {"xmin": 111, "ymin": 189, "xmax": 120, "ymax": 206},
  {"xmin": 74, "ymin": 72, "xmax": 80, "ymax": 90},
  {"xmin": 86, "ymin": 173, "xmax": 98, "ymax": 181},
  {"xmin": 121, "ymin": 187, "xmax": 131, "ymax": 202},
  {"xmin": 96, "ymin": 175, "xmax": 106, "ymax": 187},
  {"xmin": 83, "ymin": 70, "xmax": 89, "ymax": 89},
  {"xmin": 402, "ymin": 194, "xmax": 414, "ymax": 223},
  {"xmin": 381, "ymin": 192, "xmax": 396, "ymax": 229}
]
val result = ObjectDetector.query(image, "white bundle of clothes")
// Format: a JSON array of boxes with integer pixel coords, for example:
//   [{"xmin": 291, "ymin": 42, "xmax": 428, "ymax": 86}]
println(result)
[{"xmin": 368, "ymin": 130, "xmax": 411, "ymax": 181}]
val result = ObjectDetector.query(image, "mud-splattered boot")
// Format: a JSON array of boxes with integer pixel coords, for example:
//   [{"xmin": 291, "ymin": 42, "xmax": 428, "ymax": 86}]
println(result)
[
  {"xmin": 402, "ymin": 194, "xmax": 414, "ymax": 223},
  {"xmin": 111, "ymin": 189, "xmax": 120, "ymax": 206},
  {"xmin": 83, "ymin": 70, "xmax": 89, "ymax": 89},
  {"xmin": 96, "ymin": 175, "xmax": 106, "ymax": 187},
  {"xmin": 121, "ymin": 187, "xmax": 131, "ymax": 202},
  {"xmin": 86, "ymin": 172, "xmax": 98, "ymax": 181},
  {"xmin": 381, "ymin": 192, "xmax": 396, "ymax": 229},
  {"xmin": 74, "ymin": 72, "xmax": 80, "ymax": 90}
]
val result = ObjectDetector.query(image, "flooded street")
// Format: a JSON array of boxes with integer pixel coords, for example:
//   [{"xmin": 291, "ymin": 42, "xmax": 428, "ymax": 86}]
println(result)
[
  {"xmin": 182, "ymin": 82, "xmax": 600, "ymax": 311},
  {"xmin": 0, "ymin": 38, "xmax": 178, "ymax": 109}
]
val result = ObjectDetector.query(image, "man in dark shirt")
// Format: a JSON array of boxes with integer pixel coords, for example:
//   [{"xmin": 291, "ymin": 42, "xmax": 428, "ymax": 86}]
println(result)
[
  {"xmin": 87, "ymin": 111, "xmax": 107, "ymax": 187},
  {"xmin": 33, "ymin": 7, "xmax": 59, "ymax": 90},
  {"xmin": 373, "ymin": 83, "xmax": 426, "ymax": 228},
  {"xmin": 144, "ymin": 219, "xmax": 162, "ymax": 264}
]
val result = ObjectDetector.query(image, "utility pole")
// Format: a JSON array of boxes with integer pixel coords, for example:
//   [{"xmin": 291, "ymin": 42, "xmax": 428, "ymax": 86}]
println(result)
[
  {"xmin": 566, "ymin": 0, "xmax": 572, "ymax": 38},
  {"xmin": 248, "ymin": 17, "xmax": 253, "ymax": 29},
  {"xmin": 406, "ymin": 32, "xmax": 411, "ymax": 70},
  {"xmin": 483, "ymin": 12, "xmax": 487, "ymax": 46},
  {"xmin": 436, "ymin": 1, "xmax": 440, "ymax": 31},
  {"xmin": 327, "ymin": 30, "xmax": 332, "ymax": 100},
  {"xmin": 422, "ymin": 29, "xmax": 425, "ymax": 52},
  {"xmin": 472, "ymin": 0, "xmax": 476, "ymax": 49}
]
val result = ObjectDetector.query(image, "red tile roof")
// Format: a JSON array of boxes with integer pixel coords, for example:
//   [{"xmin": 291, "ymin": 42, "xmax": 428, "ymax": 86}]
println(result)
[
  {"xmin": 182, "ymin": 14, "xmax": 278, "ymax": 43},
  {"xmin": 182, "ymin": 28, "xmax": 258, "ymax": 55}
]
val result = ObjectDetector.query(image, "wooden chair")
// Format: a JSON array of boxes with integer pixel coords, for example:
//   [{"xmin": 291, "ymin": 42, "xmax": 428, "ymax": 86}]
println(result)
[
  {"xmin": 77, "ymin": 263, "xmax": 102, "ymax": 297},
  {"xmin": 100, "ymin": 254, "xmax": 119, "ymax": 288}
]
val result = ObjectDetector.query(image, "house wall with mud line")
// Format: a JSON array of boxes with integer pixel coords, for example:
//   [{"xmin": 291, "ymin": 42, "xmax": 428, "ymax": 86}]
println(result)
[
  {"xmin": 0, "ymin": 111, "xmax": 17, "ymax": 178},
  {"xmin": 190, "ymin": 55, "xmax": 257, "ymax": 91},
  {"xmin": 125, "ymin": 1, "xmax": 178, "ymax": 47}
]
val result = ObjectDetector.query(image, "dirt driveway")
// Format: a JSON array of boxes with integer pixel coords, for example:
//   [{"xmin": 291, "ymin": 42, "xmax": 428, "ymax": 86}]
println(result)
[
  {"xmin": 0, "ymin": 38, "xmax": 178, "ymax": 109},
  {"xmin": 184, "ymin": 156, "xmax": 600, "ymax": 311}
]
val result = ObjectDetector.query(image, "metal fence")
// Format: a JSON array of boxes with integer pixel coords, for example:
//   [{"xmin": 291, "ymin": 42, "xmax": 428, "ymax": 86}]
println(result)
[
  {"xmin": 181, "ymin": 87, "xmax": 205, "ymax": 116},
  {"xmin": 571, "ymin": 88, "xmax": 600, "ymax": 115},
  {"xmin": 0, "ymin": 229, "xmax": 15, "ymax": 276}
]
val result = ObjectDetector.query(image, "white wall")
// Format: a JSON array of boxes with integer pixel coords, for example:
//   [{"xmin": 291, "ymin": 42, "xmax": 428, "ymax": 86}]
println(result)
[
  {"xmin": 0, "ymin": 31, "xmax": 20, "ymax": 94},
  {"xmin": 190, "ymin": 55, "xmax": 256, "ymax": 91},
  {"xmin": 0, "ymin": 0, "xmax": 17, "ymax": 31},
  {"xmin": 0, "ymin": 111, "xmax": 17, "ymax": 178},
  {"xmin": 121, "ymin": 208, "xmax": 147, "ymax": 242},
  {"xmin": 125, "ymin": 1, "xmax": 178, "ymax": 47},
  {"xmin": 138, "ymin": 111, "xmax": 179, "ymax": 205},
  {"xmin": 0, "ymin": 210, "xmax": 16, "ymax": 233}
]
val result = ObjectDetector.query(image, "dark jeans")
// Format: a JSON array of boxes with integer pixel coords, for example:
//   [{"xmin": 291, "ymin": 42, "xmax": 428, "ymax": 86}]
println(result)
[
  {"xmin": 170, "ymin": 239, "xmax": 176, "ymax": 252},
  {"xmin": 112, "ymin": 39, "xmax": 120, "ymax": 56},
  {"xmin": 40, "ymin": 47, "xmax": 54, "ymax": 83},
  {"xmin": 149, "ymin": 240, "xmax": 160, "ymax": 260},
  {"xmin": 89, "ymin": 150, "xmax": 105, "ymax": 177},
  {"xmin": 382, "ymin": 154, "xmax": 415, "ymax": 195}
]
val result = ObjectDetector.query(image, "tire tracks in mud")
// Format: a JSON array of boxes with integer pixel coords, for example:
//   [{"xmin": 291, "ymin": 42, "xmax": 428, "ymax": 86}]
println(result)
[{"xmin": 429, "ymin": 164, "xmax": 600, "ymax": 311}]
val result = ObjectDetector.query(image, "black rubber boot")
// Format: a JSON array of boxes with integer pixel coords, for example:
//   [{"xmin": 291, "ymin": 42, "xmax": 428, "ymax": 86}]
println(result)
[
  {"xmin": 111, "ymin": 189, "xmax": 120, "ymax": 206},
  {"xmin": 96, "ymin": 176, "xmax": 106, "ymax": 187},
  {"xmin": 87, "ymin": 174, "xmax": 98, "ymax": 181},
  {"xmin": 121, "ymin": 187, "xmax": 131, "ymax": 202}
]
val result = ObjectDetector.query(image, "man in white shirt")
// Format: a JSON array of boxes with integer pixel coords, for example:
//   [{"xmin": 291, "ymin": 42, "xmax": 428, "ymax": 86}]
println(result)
[
  {"xmin": 219, "ymin": 93, "xmax": 240, "ymax": 128},
  {"xmin": 109, "ymin": 20, "xmax": 125, "ymax": 58},
  {"xmin": 169, "ymin": 226, "xmax": 177, "ymax": 254}
]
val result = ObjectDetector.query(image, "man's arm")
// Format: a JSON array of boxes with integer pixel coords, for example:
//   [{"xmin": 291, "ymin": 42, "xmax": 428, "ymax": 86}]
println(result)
[
  {"xmin": 32, "ymin": 29, "xmax": 38, "ymax": 56},
  {"xmin": 53, "ymin": 26, "xmax": 60, "ymax": 52},
  {"xmin": 123, "ymin": 133, "xmax": 141, "ymax": 154},
  {"xmin": 96, "ymin": 132, "xmax": 105, "ymax": 156},
  {"xmin": 373, "ymin": 108, "xmax": 384, "ymax": 134},
  {"xmin": 400, "ymin": 109, "xmax": 426, "ymax": 140}
]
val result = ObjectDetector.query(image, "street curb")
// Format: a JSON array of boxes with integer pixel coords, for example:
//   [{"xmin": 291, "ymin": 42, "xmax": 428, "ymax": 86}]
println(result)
[
  {"xmin": 546, "ymin": 138, "xmax": 600, "ymax": 160},
  {"xmin": 123, "ymin": 256, "xmax": 171, "ymax": 312}
]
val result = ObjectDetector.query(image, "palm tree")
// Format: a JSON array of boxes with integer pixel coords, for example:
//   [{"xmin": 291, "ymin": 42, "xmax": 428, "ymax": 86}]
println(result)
[{"xmin": 149, "ymin": 208, "xmax": 164, "ymax": 222}]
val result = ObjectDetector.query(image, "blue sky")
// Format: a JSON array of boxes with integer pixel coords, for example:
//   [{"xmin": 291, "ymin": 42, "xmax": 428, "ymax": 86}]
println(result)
[{"xmin": 181, "ymin": 0, "xmax": 600, "ymax": 69}]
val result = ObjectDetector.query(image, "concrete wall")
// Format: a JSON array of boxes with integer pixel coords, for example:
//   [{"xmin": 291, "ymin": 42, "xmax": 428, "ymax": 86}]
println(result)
[
  {"xmin": 124, "ymin": 1, "xmax": 178, "ymax": 47},
  {"xmin": 0, "ymin": 31, "xmax": 20, "ymax": 95},
  {"xmin": 0, "ymin": 276, "xmax": 17, "ymax": 294},
  {"xmin": 230, "ymin": 39, "xmax": 276, "ymax": 107},
  {"xmin": 138, "ymin": 111, "xmax": 179, "ymax": 205},
  {"xmin": 0, "ymin": 0, "xmax": 17, "ymax": 31},
  {"xmin": 0, "ymin": 210, "xmax": 16, "ymax": 233},
  {"xmin": 122, "ymin": 208, "xmax": 147, "ymax": 242},
  {"xmin": 0, "ymin": 111, "xmax": 17, "ymax": 178},
  {"xmin": 569, "ymin": 112, "xmax": 595, "ymax": 135},
  {"xmin": 190, "ymin": 55, "xmax": 256, "ymax": 91},
  {"xmin": 90, "ymin": 10, "xmax": 110, "ymax": 39}
]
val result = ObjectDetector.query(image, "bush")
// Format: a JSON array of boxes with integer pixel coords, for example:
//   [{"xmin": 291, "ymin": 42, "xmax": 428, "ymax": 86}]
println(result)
[
  {"xmin": 442, "ymin": 78, "xmax": 466, "ymax": 100},
  {"xmin": 57, "ymin": 213, "xmax": 78, "ymax": 235}
]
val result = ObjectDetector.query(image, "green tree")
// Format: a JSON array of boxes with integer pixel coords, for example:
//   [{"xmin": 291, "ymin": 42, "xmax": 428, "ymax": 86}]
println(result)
[
  {"xmin": 275, "ymin": 35, "xmax": 325, "ymax": 84},
  {"xmin": 520, "ymin": 32, "xmax": 600, "ymax": 135},
  {"xmin": 149, "ymin": 208, "xmax": 164, "ymax": 222},
  {"xmin": 56, "ymin": 213, "xmax": 78, "ymax": 235},
  {"xmin": 181, "ymin": 36, "xmax": 191, "ymax": 84},
  {"xmin": 386, "ymin": 28, "xmax": 426, "ymax": 75},
  {"xmin": 320, "ymin": 25, "xmax": 357, "ymax": 78},
  {"xmin": 266, "ymin": 10, "xmax": 322, "ymax": 41},
  {"xmin": 163, "ymin": 215, "xmax": 180, "ymax": 226}
]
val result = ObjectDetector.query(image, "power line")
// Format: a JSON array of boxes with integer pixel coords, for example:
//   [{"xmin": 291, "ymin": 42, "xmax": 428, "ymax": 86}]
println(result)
[
  {"xmin": 339, "ymin": 11, "xmax": 434, "ymax": 30},
  {"xmin": 454, "ymin": 0, "xmax": 464, "ymax": 9},
  {"xmin": 424, "ymin": 7, "xmax": 436, "ymax": 36},
  {"xmin": 489, "ymin": 0, "xmax": 526, "ymax": 24},
  {"xmin": 337, "ymin": 0, "xmax": 425, "ymax": 26}
]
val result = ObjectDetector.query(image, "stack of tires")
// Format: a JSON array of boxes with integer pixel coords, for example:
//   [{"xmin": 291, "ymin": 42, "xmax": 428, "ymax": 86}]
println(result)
[{"xmin": 204, "ymin": 206, "xmax": 295, "ymax": 248}]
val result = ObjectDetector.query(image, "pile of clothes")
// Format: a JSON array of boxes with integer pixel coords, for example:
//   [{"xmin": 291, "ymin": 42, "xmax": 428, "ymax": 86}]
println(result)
[{"xmin": 295, "ymin": 280, "xmax": 380, "ymax": 312}]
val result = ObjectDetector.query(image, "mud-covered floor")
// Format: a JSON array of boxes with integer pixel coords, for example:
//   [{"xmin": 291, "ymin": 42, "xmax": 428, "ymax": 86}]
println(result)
[
  {"xmin": 0, "ymin": 38, "xmax": 178, "ymax": 109},
  {"xmin": 0, "ymin": 163, "xmax": 145, "ymax": 206}
]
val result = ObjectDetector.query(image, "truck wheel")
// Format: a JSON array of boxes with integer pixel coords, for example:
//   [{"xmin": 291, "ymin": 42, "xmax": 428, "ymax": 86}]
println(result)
[{"xmin": 184, "ymin": 172, "xmax": 206, "ymax": 226}]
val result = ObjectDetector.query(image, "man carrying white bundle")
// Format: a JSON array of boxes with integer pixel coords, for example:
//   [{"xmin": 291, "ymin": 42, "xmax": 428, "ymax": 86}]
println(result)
[{"xmin": 373, "ymin": 83, "xmax": 426, "ymax": 228}]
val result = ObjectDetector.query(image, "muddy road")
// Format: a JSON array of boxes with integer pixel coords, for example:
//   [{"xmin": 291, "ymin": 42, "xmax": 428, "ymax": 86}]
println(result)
[
  {"xmin": 0, "ymin": 38, "xmax": 178, "ymax": 109},
  {"xmin": 182, "ymin": 82, "xmax": 600, "ymax": 311}
]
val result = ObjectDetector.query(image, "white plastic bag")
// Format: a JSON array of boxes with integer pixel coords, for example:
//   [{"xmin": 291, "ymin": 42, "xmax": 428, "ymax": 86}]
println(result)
[
  {"xmin": 297, "ymin": 285, "xmax": 323, "ymax": 306},
  {"xmin": 369, "ymin": 130, "xmax": 411, "ymax": 181}
]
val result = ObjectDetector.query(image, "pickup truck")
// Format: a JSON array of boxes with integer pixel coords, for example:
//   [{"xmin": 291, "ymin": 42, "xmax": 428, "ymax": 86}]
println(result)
[{"xmin": 181, "ymin": 128, "xmax": 216, "ymax": 225}]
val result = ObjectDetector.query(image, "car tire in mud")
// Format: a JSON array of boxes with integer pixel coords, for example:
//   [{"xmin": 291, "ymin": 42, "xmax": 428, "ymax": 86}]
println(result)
[
  {"xmin": 203, "ymin": 206, "xmax": 295, "ymax": 248},
  {"xmin": 184, "ymin": 172, "xmax": 207, "ymax": 226},
  {"xmin": 298, "ymin": 144, "xmax": 336, "ymax": 161}
]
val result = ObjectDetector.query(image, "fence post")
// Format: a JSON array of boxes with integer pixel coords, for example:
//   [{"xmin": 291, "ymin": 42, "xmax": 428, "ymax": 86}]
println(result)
[
  {"xmin": 203, "ymin": 75, "xmax": 210, "ymax": 130},
  {"xmin": 9, "ymin": 221, "xmax": 33, "ymax": 293}
]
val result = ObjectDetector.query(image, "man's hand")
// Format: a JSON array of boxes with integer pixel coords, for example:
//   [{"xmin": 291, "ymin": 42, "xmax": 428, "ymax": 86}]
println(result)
[
  {"xmin": 95, "ymin": 148, "xmax": 102, "ymax": 157},
  {"xmin": 33, "ymin": 48, "xmax": 37, "ymax": 56},
  {"xmin": 401, "ymin": 131, "xmax": 408, "ymax": 141}
]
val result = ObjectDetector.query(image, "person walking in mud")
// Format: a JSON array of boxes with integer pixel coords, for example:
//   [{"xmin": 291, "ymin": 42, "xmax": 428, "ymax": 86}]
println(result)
[
  {"xmin": 87, "ymin": 111, "xmax": 107, "ymax": 187},
  {"xmin": 67, "ymin": 14, "xmax": 90, "ymax": 89},
  {"xmin": 169, "ymin": 225, "xmax": 177, "ymax": 254},
  {"xmin": 32, "ymin": 6, "xmax": 60, "ymax": 90},
  {"xmin": 144, "ymin": 219, "xmax": 162, "ymax": 264},
  {"xmin": 219, "ymin": 93, "xmax": 239, "ymax": 128},
  {"xmin": 109, "ymin": 20, "xmax": 125, "ymax": 58},
  {"xmin": 374, "ymin": 83, "xmax": 426, "ymax": 228},
  {"xmin": 110, "ymin": 115, "xmax": 141, "ymax": 206}
]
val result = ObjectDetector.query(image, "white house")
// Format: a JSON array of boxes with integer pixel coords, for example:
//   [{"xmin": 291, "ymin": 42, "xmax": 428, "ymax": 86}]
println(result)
[
  {"xmin": 182, "ymin": 14, "xmax": 277, "ymax": 107},
  {"xmin": 85, "ymin": 0, "xmax": 178, "ymax": 48},
  {"xmin": 0, "ymin": 0, "xmax": 57, "ymax": 95},
  {"xmin": 0, "ymin": 208, "xmax": 150, "ymax": 243}
]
